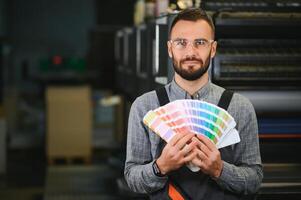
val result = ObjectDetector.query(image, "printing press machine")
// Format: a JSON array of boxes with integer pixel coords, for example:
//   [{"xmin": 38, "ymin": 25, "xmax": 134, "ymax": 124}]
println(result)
[
  {"xmin": 115, "ymin": 1, "xmax": 301, "ymax": 198},
  {"xmin": 115, "ymin": 27, "xmax": 138, "ymax": 101},
  {"xmin": 209, "ymin": 5, "xmax": 301, "ymax": 198}
]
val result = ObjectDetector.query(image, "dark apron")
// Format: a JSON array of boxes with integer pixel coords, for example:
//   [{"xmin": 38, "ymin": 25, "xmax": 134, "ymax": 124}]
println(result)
[{"xmin": 149, "ymin": 87, "xmax": 252, "ymax": 200}]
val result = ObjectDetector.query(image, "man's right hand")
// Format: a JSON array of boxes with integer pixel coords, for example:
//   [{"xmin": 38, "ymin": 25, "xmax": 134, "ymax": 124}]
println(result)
[{"xmin": 156, "ymin": 132, "xmax": 197, "ymax": 175}]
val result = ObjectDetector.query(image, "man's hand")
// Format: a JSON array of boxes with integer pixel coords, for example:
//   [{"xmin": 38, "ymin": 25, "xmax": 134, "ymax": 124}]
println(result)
[
  {"xmin": 156, "ymin": 132, "xmax": 197, "ymax": 175},
  {"xmin": 191, "ymin": 134, "xmax": 223, "ymax": 178}
]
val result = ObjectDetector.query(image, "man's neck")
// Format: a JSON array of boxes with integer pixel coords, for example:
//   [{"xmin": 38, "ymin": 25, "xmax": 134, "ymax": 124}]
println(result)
[{"xmin": 174, "ymin": 73, "xmax": 209, "ymax": 96}]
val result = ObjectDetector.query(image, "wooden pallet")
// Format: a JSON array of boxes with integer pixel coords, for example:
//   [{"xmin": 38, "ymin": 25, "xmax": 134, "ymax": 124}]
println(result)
[{"xmin": 48, "ymin": 156, "xmax": 91, "ymax": 165}]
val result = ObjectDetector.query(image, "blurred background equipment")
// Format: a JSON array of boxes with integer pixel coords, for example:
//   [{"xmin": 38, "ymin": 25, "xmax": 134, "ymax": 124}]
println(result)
[{"xmin": 0, "ymin": 112, "xmax": 6, "ymax": 175}]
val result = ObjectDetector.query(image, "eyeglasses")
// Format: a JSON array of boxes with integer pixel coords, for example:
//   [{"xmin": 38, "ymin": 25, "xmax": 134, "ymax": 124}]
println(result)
[{"xmin": 169, "ymin": 38, "xmax": 214, "ymax": 51}]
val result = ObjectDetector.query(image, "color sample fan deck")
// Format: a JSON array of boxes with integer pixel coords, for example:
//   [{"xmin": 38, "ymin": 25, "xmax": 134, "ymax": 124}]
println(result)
[{"xmin": 143, "ymin": 99, "xmax": 240, "ymax": 149}]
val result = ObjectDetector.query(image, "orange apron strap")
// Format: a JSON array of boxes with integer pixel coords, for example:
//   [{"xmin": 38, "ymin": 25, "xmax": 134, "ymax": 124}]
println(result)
[{"xmin": 168, "ymin": 183, "xmax": 185, "ymax": 200}]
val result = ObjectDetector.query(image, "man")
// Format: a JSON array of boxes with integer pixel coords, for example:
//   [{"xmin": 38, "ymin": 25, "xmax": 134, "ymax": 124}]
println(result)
[{"xmin": 124, "ymin": 8, "xmax": 263, "ymax": 199}]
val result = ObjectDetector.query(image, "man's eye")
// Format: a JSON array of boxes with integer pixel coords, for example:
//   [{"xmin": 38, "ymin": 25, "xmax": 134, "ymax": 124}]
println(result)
[
  {"xmin": 176, "ymin": 40, "xmax": 186, "ymax": 46},
  {"xmin": 195, "ymin": 40, "xmax": 206, "ymax": 46}
]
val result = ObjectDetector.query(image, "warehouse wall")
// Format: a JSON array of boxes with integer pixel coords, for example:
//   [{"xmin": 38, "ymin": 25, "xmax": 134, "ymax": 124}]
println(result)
[{"xmin": 8, "ymin": 0, "xmax": 96, "ymax": 80}]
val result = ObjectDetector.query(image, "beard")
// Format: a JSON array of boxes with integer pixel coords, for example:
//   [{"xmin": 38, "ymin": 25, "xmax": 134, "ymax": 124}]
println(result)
[{"xmin": 172, "ymin": 53, "xmax": 211, "ymax": 81}]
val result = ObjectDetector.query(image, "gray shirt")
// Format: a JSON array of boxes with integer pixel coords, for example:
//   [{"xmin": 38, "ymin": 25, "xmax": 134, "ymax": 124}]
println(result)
[{"xmin": 124, "ymin": 79, "xmax": 263, "ymax": 195}]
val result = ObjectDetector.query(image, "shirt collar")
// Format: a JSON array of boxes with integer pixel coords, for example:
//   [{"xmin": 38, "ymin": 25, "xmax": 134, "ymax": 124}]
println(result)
[{"xmin": 169, "ymin": 78, "xmax": 211, "ymax": 100}]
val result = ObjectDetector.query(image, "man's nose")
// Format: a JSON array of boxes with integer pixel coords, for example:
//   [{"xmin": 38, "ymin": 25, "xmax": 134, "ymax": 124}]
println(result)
[{"xmin": 184, "ymin": 42, "xmax": 198, "ymax": 56}]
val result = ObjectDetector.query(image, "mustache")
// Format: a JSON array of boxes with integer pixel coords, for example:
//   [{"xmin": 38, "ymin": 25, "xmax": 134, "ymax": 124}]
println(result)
[{"xmin": 180, "ymin": 57, "xmax": 203, "ymax": 64}]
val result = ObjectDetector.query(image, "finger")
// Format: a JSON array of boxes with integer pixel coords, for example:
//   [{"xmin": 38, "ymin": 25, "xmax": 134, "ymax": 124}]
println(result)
[
  {"xmin": 169, "ymin": 132, "xmax": 188, "ymax": 146},
  {"xmin": 191, "ymin": 154, "xmax": 208, "ymax": 170},
  {"xmin": 182, "ymin": 139, "xmax": 198, "ymax": 156},
  {"xmin": 175, "ymin": 133, "xmax": 195, "ymax": 150},
  {"xmin": 189, "ymin": 139, "xmax": 199, "ymax": 148},
  {"xmin": 191, "ymin": 137, "xmax": 202, "ymax": 150},
  {"xmin": 181, "ymin": 144, "xmax": 193, "ymax": 157},
  {"xmin": 183, "ymin": 151, "xmax": 197, "ymax": 163},
  {"xmin": 196, "ymin": 134, "xmax": 216, "ymax": 152},
  {"xmin": 192, "ymin": 157, "xmax": 204, "ymax": 168},
  {"xmin": 195, "ymin": 148, "xmax": 208, "ymax": 163},
  {"xmin": 192, "ymin": 137, "xmax": 211, "ymax": 158},
  {"xmin": 192, "ymin": 148, "xmax": 210, "ymax": 171}
]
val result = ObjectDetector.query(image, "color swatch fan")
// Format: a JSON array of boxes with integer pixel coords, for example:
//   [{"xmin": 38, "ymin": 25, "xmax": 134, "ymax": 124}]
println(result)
[{"xmin": 143, "ymin": 99, "xmax": 240, "ymax": 152}]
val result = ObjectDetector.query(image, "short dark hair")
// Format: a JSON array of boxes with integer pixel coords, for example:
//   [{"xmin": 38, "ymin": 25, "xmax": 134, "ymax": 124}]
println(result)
[{"xmin": 169, "ymin": 8, "xmax": 215, "ymax": 39}]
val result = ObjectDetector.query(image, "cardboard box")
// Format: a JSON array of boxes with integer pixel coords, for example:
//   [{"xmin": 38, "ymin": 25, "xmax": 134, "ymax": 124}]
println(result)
[{"xmin": 46, "ymin": 86, "xmax": 92, "ymax": 159}]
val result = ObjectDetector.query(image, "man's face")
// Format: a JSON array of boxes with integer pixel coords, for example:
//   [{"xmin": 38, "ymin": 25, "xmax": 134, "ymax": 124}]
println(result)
[{"xmin": 168, "ymin": 20, "xmax": 217, "ymax": 81}]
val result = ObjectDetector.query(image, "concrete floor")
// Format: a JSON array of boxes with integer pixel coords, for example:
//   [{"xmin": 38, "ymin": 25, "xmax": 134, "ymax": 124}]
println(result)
[
  {"xmin": 0, "ymin": 148, "xmax": 146, "ymax": 200},
  {"xmin": 1, "ymin": 140, "xmax": 301, "ymax": 200}
]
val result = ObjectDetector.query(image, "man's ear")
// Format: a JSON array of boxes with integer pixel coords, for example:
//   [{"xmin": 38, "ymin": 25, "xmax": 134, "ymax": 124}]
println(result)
[
  {"xmin": 210, "ymin": 41, "xmax": 217, "ymax": 58},
  {"xmin": 167, "ymin": 41, "xmax": 172, "ymax": 58}
]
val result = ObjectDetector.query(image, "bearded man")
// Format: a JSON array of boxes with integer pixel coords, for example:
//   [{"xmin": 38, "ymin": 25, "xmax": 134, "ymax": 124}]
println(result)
[{"xmin": 124, "ymin": 8, "xmax": 263, "ymax": 200}]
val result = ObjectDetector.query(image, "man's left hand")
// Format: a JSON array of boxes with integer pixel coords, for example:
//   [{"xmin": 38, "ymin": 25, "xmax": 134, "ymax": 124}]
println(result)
[{"xmin": 191, "ymin": 134, "xmax": 223, "ymax": 178}]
